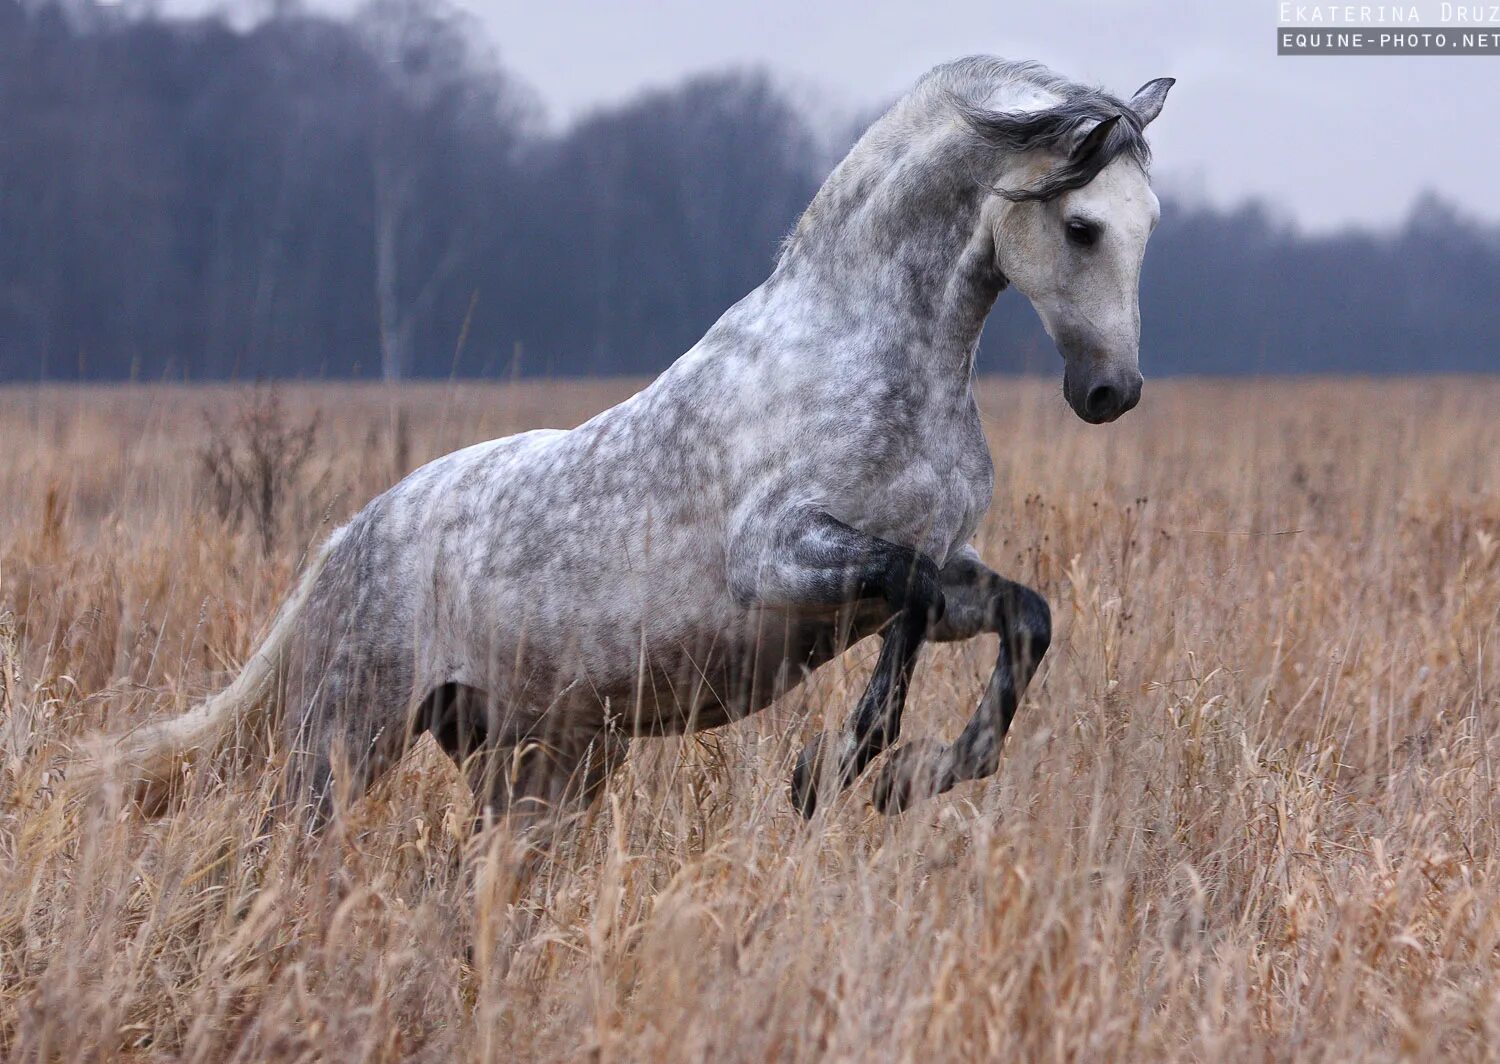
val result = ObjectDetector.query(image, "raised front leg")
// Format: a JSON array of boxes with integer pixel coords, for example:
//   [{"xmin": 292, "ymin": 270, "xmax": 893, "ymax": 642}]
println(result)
[
  {"xmin": 725, "ymin": 505, "xmax": 945, "ymax": 818},
  {"xmin": 870, "ymin": 546, "xmax": 1051, "ymax": 814}
]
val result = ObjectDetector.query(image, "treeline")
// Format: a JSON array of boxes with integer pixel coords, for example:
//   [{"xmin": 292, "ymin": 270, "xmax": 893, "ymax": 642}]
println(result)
[{"xmin": 0, "ymin": 0, "xmax": 1496, "ymax": 382}]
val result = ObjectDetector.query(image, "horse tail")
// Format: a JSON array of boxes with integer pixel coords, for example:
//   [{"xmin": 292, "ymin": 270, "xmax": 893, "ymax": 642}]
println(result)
[{"xmin": 69, "ymin": 530, "xmax": 340, "ymax": 812}]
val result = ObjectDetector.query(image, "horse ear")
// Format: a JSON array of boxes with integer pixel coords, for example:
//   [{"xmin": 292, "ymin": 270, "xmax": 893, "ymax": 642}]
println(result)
[
  {"xmin": 1070, "ymin": 114, "xmax": 1121, "ymax": 161},
  {"xmin": 1129, "ymin": 77, "xmax": 1175, "ymax": 126}
]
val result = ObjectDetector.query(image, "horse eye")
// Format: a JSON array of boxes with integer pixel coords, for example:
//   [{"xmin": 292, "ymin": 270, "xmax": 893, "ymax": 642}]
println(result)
[{"xmin": 1066, "ymin": 220, "xmax": 1100, "ymax": 248}]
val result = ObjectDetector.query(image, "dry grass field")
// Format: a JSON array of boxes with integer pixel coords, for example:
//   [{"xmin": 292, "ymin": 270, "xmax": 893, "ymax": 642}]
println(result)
[{"xmin": 1, "ymin": 377, "xmax": 1498, "ymax": 1062}]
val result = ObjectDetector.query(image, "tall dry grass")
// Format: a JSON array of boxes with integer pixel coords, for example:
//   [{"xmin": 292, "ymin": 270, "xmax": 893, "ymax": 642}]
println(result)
[{"xmin": 0, "ymin": 378, "xmax": 1497, "ymax": 1062}]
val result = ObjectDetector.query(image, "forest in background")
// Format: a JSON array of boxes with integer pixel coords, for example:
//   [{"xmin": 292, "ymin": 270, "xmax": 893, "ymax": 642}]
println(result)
[{"xmin": 2, "ymin": 0, "xmax": 1497, "ymax": 382}]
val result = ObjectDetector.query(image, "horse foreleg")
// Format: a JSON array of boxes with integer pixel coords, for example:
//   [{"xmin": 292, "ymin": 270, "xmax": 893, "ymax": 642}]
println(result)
[
  {"xmin": 724, "ymin": 506, "xmax": 945, "ymax": 817},
  {"xmin": 788, "ymin": 606, "xmax": 933, "ymax": 817},
  {"xmin": 870, "ymin": 547, "xmax": 1051, "ymax": 814}
]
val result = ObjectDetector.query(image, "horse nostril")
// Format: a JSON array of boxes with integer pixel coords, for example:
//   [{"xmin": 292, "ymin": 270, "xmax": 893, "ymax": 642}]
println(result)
[{"xmin": 1085, "ymin": 384, "xmax": 1119, "ymax": 421}]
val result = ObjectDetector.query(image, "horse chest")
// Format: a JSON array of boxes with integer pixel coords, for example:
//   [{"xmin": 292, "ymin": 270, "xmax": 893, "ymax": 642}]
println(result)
[{"xmin": 832, "ymin": 409, "xmax": 994, "ymax": 563}]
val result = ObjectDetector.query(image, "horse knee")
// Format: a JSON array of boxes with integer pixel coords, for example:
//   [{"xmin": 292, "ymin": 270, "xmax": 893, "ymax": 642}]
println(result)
[{"xmin": 1012, "ymin": 585, "xmax": 1051, "ymax": 664}]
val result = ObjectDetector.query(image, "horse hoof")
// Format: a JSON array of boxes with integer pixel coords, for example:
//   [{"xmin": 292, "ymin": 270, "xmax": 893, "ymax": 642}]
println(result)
[
  {"xmin": 871, "ymin": 739, "xmax": 950, "ymax": 815},
  {"xmin": 789, "ymin": 732, "xmax": 836, "ymax": 818}
]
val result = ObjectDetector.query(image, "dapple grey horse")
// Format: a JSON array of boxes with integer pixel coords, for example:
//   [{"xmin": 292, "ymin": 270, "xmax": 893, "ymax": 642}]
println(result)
[{"xmin": 85, "ymin": 57, "xmax": 1174, "ymax": 827}]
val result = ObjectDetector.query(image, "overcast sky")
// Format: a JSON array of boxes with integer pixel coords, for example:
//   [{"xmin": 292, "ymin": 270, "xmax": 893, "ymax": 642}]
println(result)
[
  {"xmin": 162, "ymin": 0, "xmax": 1498, "ymax": 230},
  {"xmin": 431, "ymin": 0, "xmax": 1494, "ymax": 232}
]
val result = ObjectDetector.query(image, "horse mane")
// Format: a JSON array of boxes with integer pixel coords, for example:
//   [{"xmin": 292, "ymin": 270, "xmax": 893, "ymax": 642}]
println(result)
[
  {"xmin": 925, "ymin": 56, "xmax": 1154, "ymax": 203},
  {"xmin": 776, "ymin": 57, "xmax": 1154, "ymax": 267}
]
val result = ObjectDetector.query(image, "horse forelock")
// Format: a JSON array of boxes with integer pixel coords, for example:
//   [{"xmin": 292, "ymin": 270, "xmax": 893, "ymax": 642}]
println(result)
[{"xmin": 930, "ymin": 57, "xmax": 1154, "ymax": 203}]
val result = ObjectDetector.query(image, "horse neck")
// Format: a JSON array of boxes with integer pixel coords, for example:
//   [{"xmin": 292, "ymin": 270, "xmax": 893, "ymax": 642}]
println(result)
[{"xmin": 773, "ymin": 118, "xmax": 1006, "ymax": 392}]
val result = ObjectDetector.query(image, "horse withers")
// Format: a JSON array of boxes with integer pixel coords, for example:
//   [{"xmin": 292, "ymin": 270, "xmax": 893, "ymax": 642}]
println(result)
[{"xmin": 78, "ymin": 57, "xmax": 1174, "ymax": 829}]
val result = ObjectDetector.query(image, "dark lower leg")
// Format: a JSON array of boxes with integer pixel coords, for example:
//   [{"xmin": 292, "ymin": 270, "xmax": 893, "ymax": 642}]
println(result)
[
  {"xmin": 789, "ymin": 603, "xmax": 932, "ymax": 817},
  {"xmin": 873, "ymin": 576, "xmax": 1050, "ymax": 814}
]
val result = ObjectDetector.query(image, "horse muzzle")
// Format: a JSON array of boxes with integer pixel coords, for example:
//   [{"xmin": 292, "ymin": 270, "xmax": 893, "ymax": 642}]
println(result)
[{"xmin": 1065, "ymin": 366, "xmax": 1143, "ymax": 424}]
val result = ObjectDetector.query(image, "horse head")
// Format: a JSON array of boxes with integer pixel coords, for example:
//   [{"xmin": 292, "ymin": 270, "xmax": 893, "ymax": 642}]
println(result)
[{"xmin": 969, "ymin": 75, "xmax": 1174, "ymax": 423}]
